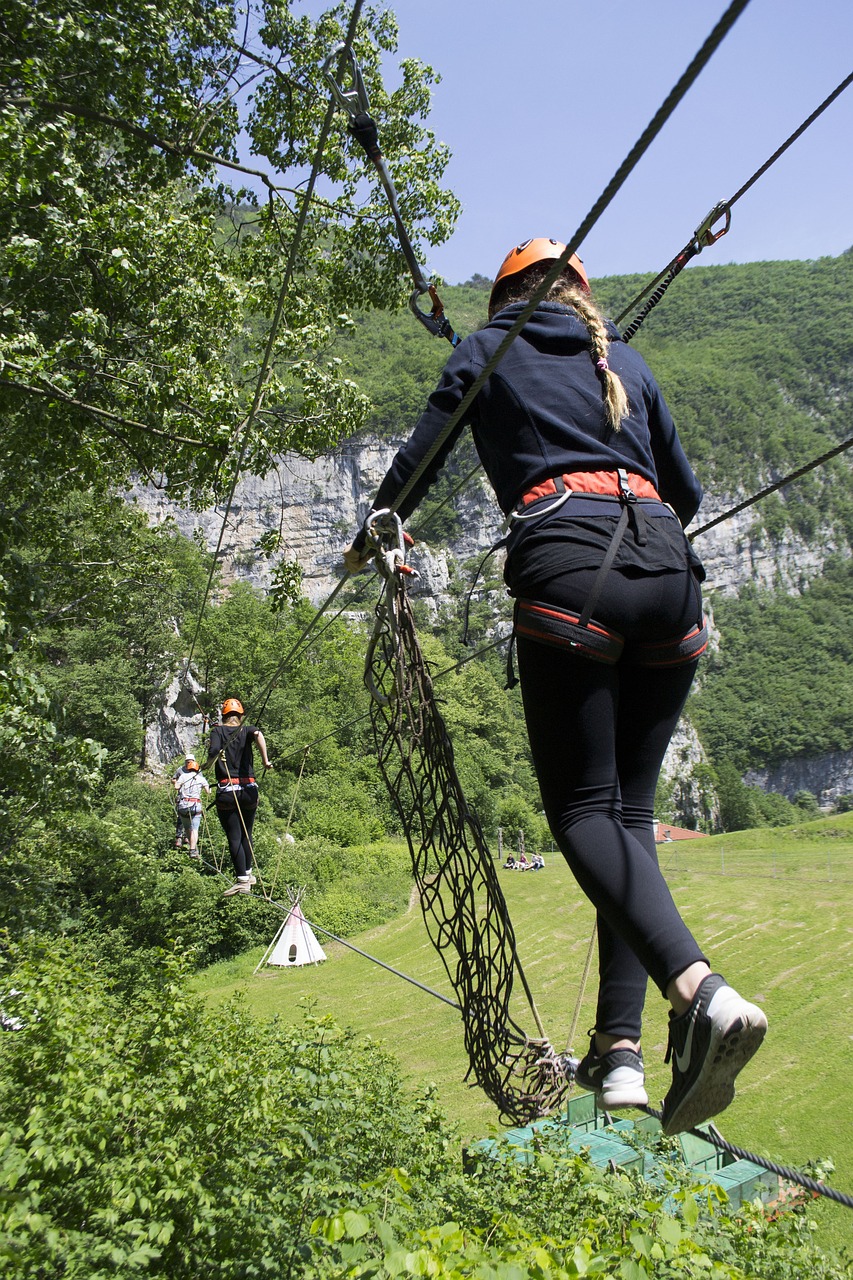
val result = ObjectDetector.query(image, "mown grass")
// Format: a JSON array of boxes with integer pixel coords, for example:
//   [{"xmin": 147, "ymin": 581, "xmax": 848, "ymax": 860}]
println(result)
[{"xmin": 194, "ymin": 812, "xmax": 853, "ymax": 1255}]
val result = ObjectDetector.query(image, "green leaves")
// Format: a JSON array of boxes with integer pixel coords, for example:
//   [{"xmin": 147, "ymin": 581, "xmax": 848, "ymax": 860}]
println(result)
[
  {"xmin": 2, "ymin": 0, "xmax": 460, "ymax": 510},
  {"xmin": 1, "ymin": 945, "xmax": 849, "ymax": 1279}
]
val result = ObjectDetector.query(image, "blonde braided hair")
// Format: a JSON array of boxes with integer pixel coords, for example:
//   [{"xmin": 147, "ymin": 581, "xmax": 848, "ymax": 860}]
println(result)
[{"xmin": 489, "ymin": 266, "xmax": 629, "ymax": 431}]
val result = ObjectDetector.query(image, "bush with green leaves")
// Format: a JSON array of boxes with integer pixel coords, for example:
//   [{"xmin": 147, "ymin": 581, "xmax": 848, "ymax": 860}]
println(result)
[
  {"xmin": 0, "ymin": 945, "xmax": 455, "ymax": 1278},
  {"xmin": 1, "ymin": 945, "xmax": 849, "ymax": 1279},
  {"xmin": 0, "ymin": 779, "xmax": 283, "ymax": 971}
]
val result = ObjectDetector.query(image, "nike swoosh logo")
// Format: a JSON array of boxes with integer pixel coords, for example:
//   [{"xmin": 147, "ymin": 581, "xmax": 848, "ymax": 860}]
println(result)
[{"xmin": 674, "ymin": 1012, "xmax": 697, "ymax": 1073}]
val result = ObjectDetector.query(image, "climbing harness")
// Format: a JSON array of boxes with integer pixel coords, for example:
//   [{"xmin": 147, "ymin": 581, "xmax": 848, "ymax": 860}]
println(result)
[
  {"xmin": 322, "ymin": 44, "xmax": 461, "ymax": 347},
  {"xmin": 506, "ymin": 470, "xmax": 708, "ymax": 683},
  {"xmin": 362, "ymin": 510, "xmax": 569, "ymax": 1124},
  {"xmin": 617, "ymin": 67, "xmax": 853, "ymax": 338}
]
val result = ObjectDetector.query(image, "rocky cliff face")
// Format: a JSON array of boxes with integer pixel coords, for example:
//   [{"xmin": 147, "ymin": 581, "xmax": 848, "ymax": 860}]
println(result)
[
  {"xmin": 133, "ymin": 438, "xmax": 846, "ymax": 605},
  {"xmin": 132, "ymin": 437, "xmax": 851, "ymax": 811}
]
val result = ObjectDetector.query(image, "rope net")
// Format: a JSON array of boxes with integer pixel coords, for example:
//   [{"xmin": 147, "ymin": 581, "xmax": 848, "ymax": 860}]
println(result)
[{"xmin": 366, "ymin": 549, "xmax": 569, "ymax": 1124}]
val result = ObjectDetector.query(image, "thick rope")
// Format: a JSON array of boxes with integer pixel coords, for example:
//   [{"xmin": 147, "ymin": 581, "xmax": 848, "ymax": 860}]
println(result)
[
  {"xmin": 564, "ymin": 921, "xmax": 597, "ymax": 1057},
  {"xmin": 638, "ymin": 1107, "xmax": 853, "ymax": 1211},
  {"xmin": 617, "ymin": 68, "xmax": 853, "ymax": 335},
  {"xmin": 689, "ymin": 434, "xmax": 853, "ymax": 539}
]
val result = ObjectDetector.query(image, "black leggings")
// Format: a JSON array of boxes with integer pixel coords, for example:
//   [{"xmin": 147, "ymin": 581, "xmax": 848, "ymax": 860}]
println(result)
[
  {"xmin": 216, "ymin": 798, "xmax": 257, "ymax": 878},
  {"xmin": 516, "ymin": 564, "xmax": 707, "ymax": 1040}
]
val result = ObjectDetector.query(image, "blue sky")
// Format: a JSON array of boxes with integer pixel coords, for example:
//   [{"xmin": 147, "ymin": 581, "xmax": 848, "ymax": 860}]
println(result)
[{"xmin": 357, "ymin": 0, "xmax": 853, "ymax": 285}]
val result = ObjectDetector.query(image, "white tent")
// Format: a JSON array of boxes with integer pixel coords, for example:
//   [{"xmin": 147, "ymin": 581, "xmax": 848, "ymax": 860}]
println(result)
[{"xmin": 259, "ymin": 896, "xmax": 327, "ymax": 969}]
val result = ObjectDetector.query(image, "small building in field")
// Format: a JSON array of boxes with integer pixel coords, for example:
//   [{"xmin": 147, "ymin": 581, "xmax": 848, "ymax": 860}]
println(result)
[{"xmin": 654, "ymin": 821, "xmax": 708, "ymax": 843}]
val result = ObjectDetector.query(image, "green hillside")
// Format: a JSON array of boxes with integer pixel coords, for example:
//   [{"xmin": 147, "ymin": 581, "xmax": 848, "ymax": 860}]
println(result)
[
  {"xmin": 336, "ymin": 253, "xmax": 853, "ymax": 540},
  {"xmin": 194, "ymin": 813, "xmax": 853, "ymax": 1255}
]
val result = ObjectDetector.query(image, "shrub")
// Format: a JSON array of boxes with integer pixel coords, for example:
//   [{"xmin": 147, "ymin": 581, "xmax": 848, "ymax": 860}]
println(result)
[{"xmin": 1, "ymin": 946, "xmax": 849, "ymax": 1280}]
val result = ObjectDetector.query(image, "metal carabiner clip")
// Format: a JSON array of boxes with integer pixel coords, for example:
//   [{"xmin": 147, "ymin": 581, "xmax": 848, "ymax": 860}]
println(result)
[
  {"xmin": 321, "ymin": 43, "xmax": 371, "ymax": 122},
  {"xmin": 409, "ymin": 282, "xmax": 461, "ymax": 346},
  {"xmin": 365, "ymin": 508, "xmax": 418, "ymax": 581},
  {"xmin": 692, "ymin": 200, "xmax": 731, "ymax": 252}
]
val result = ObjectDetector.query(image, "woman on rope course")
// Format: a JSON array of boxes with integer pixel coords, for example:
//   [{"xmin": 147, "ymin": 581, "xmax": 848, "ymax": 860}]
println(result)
[
  {"xmin": 173, "ymin": 756, "xmax": 211, "ymax": 859},
  {"xmin": 206, "ymin": 698, "xmax": 272, "ymax": 897},
  {"xmin": 344, "ymin": 237, "xmax": 767, "ymax": 1136}
]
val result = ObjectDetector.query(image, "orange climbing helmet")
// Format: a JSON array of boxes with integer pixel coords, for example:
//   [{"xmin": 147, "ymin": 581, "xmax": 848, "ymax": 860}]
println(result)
[
  {"xmin": 489, "ymin": 237, "xmax": 590, "ymax": 313},
  {"xmin": 222, "ymin": 698, "xmax": 244, "ymax": 717}
]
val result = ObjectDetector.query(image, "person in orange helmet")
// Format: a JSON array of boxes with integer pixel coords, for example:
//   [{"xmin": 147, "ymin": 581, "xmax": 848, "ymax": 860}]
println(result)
[
  {"xmin": 206, "ymin": 698, "xmax": 272, "ymax": 896},
  {"xmin": 344, "ymin": 237, "xmax": 766, "ymax": 1136}
]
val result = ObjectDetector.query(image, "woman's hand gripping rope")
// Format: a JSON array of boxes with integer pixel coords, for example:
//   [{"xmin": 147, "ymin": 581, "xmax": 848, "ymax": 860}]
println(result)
[{"xmin": 343, "ymin": 509, "xmax": 416, "ymax": 580}]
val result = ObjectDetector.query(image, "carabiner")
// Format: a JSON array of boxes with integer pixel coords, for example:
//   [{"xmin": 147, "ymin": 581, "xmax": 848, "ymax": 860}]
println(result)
[
  {"xmin": 321, "ymin": 43, "xmax": 371, "ymax": 122},
  {"xmin": 692, "ymin": 200, "xmax": 731, "ymax": 252},
  {"xmin": 409, "ymin": 283, "xmax": 461, "ymax": 346},
  {"xmin": 365, "ymin": 509, "xmax": 419, "ymax": 581}
]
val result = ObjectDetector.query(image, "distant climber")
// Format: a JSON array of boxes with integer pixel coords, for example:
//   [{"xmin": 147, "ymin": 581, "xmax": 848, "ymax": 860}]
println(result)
[
  {"xmin": 173, "ymin": 756, "xmax": 210, "ymax": 858},
  {"xmin": 206, "ymin": 698, "xmax": 272, "ymax": 897}
]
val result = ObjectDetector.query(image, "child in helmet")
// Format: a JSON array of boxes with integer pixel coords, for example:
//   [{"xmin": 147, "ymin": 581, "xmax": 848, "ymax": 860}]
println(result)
[
  {"xmin": 206, "ymin": 699, "xmax": 272, "ymax": 896},
  {"xmin": 343, "ymin": 238, "xmax": 766, "ymax": 1136},
  {"xmin": 173, "ymin": 757, "xmax": 211, "ymax": 858}
]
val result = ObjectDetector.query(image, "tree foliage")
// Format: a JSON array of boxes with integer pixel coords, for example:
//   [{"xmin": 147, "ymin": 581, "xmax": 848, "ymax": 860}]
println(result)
[{"xmin": 1, "ymin": 0, "xmax": 460, "ymax": 508}]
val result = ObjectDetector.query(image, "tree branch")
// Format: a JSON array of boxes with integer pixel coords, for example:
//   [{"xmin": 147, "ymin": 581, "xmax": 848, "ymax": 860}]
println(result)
[
  {"xmin": 11, "ymin": 96, "xmax": 286, "ymax": 196},
  {"xmin": 2, "ymin": 368, "xmax": 227, "ymax": 452}
]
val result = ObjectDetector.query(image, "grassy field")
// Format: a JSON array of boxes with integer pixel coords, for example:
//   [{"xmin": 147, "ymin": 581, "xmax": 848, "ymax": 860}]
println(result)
[{"xmin": 194, "ymin": 812, "xmax": 853, "ymax": 1255}]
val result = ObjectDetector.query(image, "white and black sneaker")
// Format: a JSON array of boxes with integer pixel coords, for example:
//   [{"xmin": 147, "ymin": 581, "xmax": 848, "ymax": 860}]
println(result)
[
  {"xmin": 574, "ymin": 1033, "xmax": 649, "ymax": 1109},
  {"xmin": 661, "ymin": 973, "xmax": 767, "ymax": 1136}
]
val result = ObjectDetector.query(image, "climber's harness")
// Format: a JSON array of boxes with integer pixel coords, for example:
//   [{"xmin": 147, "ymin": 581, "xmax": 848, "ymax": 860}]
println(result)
[{"xmin": 508, "ymin": 469, "xmax": 708, "ymax": 676}]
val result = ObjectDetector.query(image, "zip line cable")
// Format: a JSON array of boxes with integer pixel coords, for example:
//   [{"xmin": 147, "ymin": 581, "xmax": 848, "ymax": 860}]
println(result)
[
  {"xmin": 180, "ymin": 0, "xmax": 367, "ymax": 687},
  {"xmin": 195, "ymin": 846, "xmax": 461, "ymax": 1009},
  {"xmin": 688, "ymin": 432, "xmax": 853, "ymax": 539},
  {"xmin": 637, "ymin": 1108, "xmax": 853, "ymax": 1212},
  {"xmin": 323, "ymin": 46, "xmax": 461, "ymax": 347},
  {"xmin": 616, "ymin": 67, "xmax": 853, "ymax": 336}
]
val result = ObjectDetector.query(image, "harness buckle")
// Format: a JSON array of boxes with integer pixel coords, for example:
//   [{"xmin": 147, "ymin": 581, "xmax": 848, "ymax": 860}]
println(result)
[
  {"xmin": 617, "ymin": 468, "xmax": 637, "ymax": 502},
  {"xmin": 692, "ymin": 200, "xmax": 731, "ymax": 252},
  {"xmin": 617, "ymin": 469, "xmax": 647, "ymax": 544}
]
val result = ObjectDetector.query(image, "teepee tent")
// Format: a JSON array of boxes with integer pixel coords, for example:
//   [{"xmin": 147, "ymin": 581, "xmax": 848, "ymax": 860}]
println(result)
[{"xmin": 259, "ymin": 893, "xmax": 326, "ymax": 969}]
